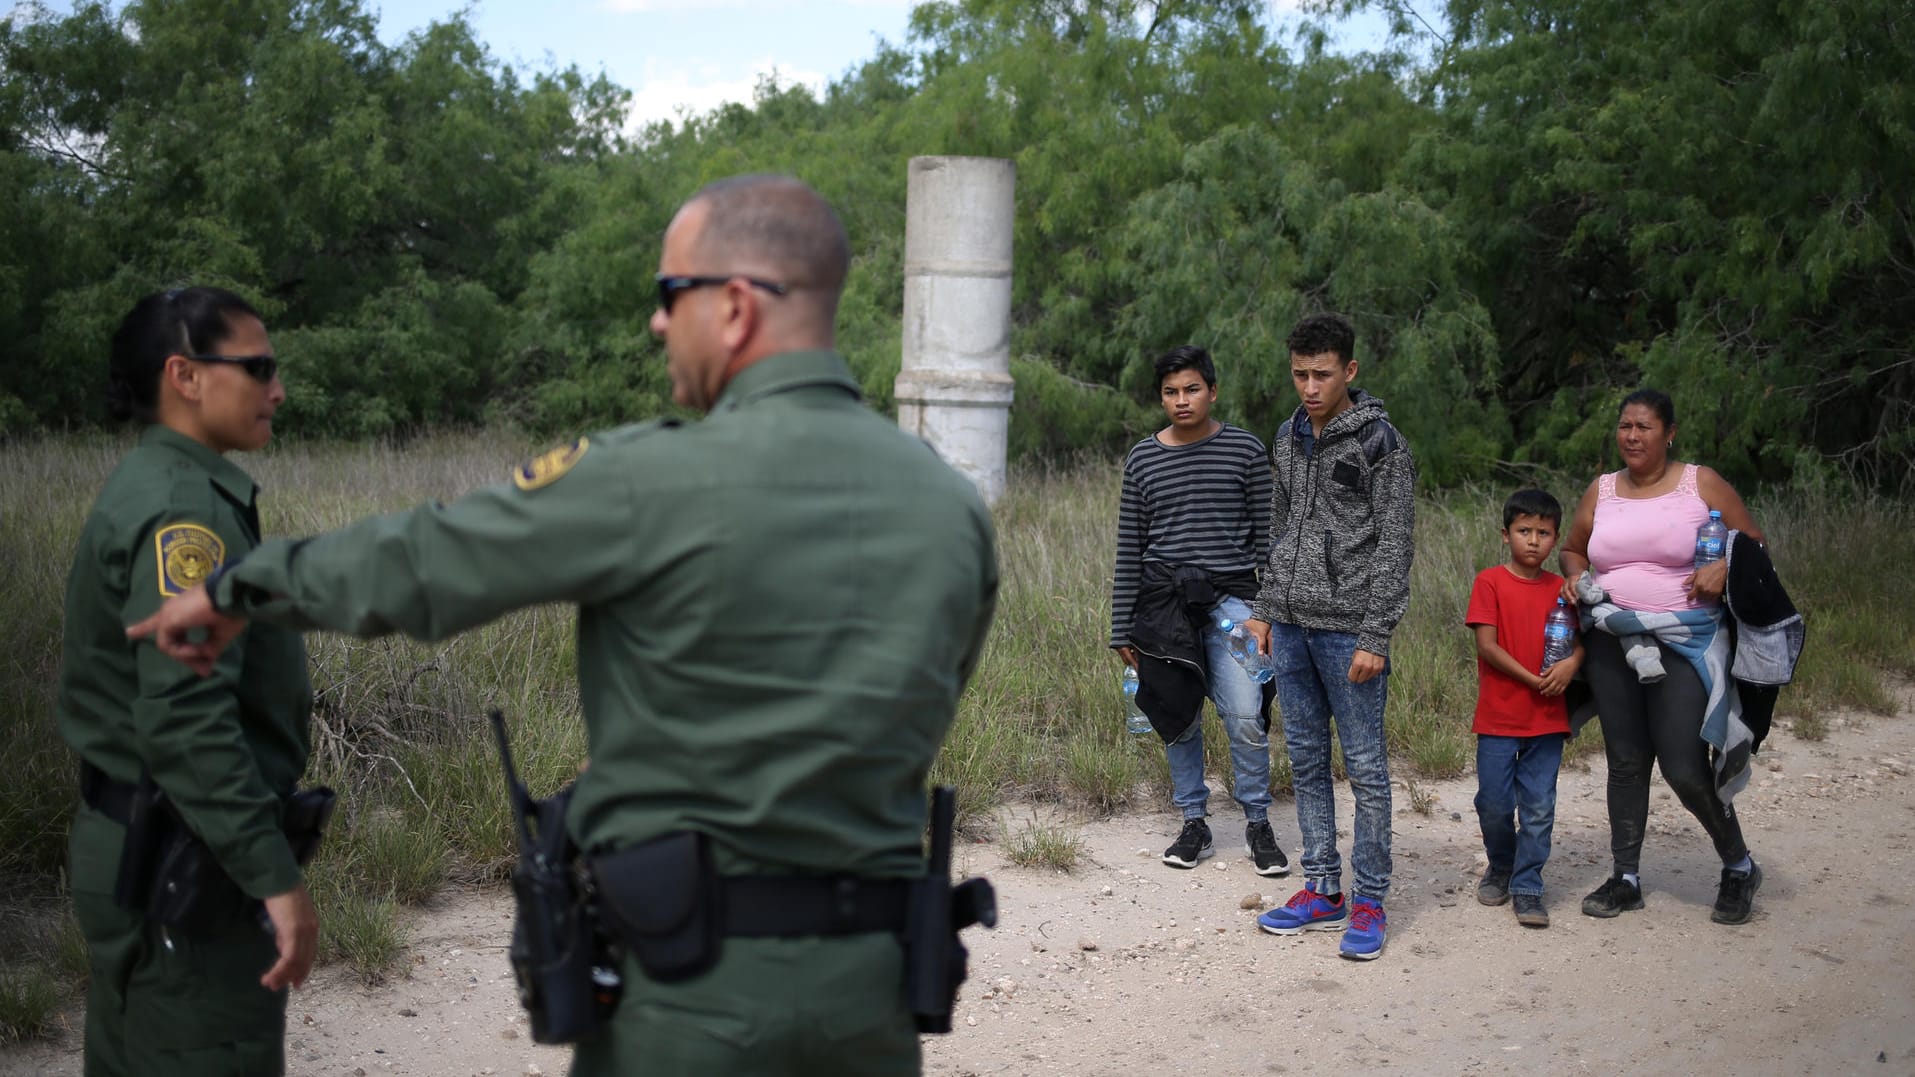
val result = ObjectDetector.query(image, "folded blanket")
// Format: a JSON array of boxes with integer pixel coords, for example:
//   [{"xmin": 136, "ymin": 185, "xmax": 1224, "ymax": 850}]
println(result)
[{"xmin": 1574, "ymin": 572, "xmax": 1753, "ymax": 804}]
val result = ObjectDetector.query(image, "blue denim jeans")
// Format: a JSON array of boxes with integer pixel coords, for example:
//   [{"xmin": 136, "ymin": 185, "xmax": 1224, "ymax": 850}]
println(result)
[
  {"xmin": 1474, "ymin": 733, "xmax": 1565, "ymax": 897},
  {"xmin": 1166, "ymin": 595, "xmax": 1273, "ymax": 823},
  {"xmin": 1269, "ymin": 622, "xmax": 1392, "ymax": 900}
]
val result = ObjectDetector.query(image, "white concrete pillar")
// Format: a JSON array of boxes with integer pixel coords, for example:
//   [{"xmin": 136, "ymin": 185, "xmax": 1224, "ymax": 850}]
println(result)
[{"xmin": 896, "ymin": 155, "xmax": 1015, "ymax": 507}]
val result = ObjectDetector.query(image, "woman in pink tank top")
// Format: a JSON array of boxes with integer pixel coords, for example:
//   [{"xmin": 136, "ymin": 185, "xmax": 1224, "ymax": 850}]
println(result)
[{"xmin": 1558, "ymin": 390, "xmax": 1769, "ymax": 926}]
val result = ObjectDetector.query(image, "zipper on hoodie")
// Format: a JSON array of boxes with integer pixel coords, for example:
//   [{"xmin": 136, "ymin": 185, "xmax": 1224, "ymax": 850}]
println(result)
[{"xmin": 1281, "ymin": 412, "xmax": 1315, "ymax": 627}]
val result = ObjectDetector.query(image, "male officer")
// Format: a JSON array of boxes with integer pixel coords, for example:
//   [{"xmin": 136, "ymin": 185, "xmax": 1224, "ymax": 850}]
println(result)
[{"xmin": 131, "ymin": 174, "xmax": 1001, "ymax": 1075}]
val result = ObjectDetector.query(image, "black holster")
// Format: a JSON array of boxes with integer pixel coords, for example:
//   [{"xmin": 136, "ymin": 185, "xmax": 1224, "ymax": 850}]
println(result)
[
  {"xmin": 904, "ymin": 787, "xmax": 997, "ymax": 1034},
  {"xmin": 101, "ymin": 766, "xmax": 334, "ymax": 935},
  {"xmin": 589, "ymin": 830, "xmax": 722, "ymax": 984},
  {"xmin": 488, "ymin": 711, "xmax": 621, "ymax": 1045}
]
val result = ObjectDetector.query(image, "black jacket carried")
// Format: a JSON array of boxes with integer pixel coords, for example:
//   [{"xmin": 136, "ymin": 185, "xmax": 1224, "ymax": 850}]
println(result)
[
  {"xmin": 1724, "ymin": 531, "xmax": 1805, "ymax": 752},
  {"xmin": 1127, "ymin": 562, "xmax": 1273, "ymax": 743}
]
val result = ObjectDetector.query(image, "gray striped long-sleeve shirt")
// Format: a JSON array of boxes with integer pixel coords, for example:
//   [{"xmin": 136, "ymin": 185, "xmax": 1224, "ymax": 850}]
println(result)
[{"xmin": 1109, "ymin": 423, "xmax": 1272, "ymax": 647}]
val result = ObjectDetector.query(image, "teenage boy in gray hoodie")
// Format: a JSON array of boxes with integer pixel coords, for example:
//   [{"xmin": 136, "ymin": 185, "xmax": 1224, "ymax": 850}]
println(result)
[{"xmin": 1243, "ymin": 313, "xmax": 1416, "ymax": 961}]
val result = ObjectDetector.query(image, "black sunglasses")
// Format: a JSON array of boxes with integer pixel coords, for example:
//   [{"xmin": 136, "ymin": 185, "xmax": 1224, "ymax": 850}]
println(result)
[
  {"xmin": 654, "ymin": 274, "xmax": 788, "ymax": 313},
  {"xmin": 187, "ymin": 353, "xmax": 279, "ymax": 384}
]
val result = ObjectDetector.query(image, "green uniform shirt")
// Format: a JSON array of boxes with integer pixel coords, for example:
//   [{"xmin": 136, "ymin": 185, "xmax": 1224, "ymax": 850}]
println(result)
[
  {"xmin": 59, "ymin": 425, "xmax": 312, "ymax": 900},
  {"xmin": 220, "ymin": 351, "xmax": 998, "ymax": 878}
]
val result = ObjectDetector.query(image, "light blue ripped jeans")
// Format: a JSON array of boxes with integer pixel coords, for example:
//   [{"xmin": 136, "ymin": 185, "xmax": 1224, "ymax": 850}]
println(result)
[{"xmin": 1166, "ymin": 595, "xmax": 1273, "ymax": 824}]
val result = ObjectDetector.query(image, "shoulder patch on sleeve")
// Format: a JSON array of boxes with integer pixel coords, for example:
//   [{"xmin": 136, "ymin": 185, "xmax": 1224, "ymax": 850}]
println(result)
[
  {"xmin": 155, "ymin": 523, "xmax": 226, "ymax": 596},
  {"xmin": 512, "ymin": 437, "xmax": 590, "ymax": 492}
]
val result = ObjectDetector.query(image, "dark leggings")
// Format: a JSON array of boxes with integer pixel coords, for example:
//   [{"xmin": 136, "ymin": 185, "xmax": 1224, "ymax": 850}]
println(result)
[{"xmin": 1584, "ymin": 631, "xmax": 1748, "ymax": 875}]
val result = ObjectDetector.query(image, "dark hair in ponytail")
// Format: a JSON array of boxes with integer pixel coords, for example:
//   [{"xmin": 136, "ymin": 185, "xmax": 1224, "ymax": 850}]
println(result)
[{"xmin": 107, "ymin": 287, "xmax": 262, "ymax": 423}]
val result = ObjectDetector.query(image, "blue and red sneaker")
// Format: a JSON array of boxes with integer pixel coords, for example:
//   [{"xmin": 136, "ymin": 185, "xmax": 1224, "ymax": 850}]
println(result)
[
  {"xmin": 1257, "ymin": 887, "xmax": 1349, "ymax": 935},
  {"xmin": 1338, "ymin": 895, "xmax": 1387, "ymax": 960}
]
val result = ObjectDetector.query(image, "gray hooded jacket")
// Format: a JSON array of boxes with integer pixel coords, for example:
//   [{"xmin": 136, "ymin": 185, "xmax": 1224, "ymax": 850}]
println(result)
[{"xmin": 1252, "ymin": 389, "xmax": 1416, "ymax": 657}]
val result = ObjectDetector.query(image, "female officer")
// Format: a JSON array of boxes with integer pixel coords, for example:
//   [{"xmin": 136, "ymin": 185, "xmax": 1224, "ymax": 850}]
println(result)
[{"xmin": 58, "ymin": 287, "xmax": 318, "ymax": 1075}]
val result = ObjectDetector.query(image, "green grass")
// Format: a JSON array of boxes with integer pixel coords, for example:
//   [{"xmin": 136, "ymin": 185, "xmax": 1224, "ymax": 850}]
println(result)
[
  {"xmin": 0, "ymin": 966, "xmax": 63, "ymax": 1045},
  {"xmin": 0, "ymin": 434, "xmax": 1910, "ymax": 1040},
  {"xmin": 310, "ymin": 806, "xmax": 449, "ymax": 906},
  {"xmin": 1000, "ymin": 817, "xmax": 1086, "ymax": 871},
  {"xmin": 0, "ymin": 902, "xmax": 87, "ymax": 1044},
  {"xmin": 312, "ymin": 878, "xmax": 408, "ymax": 985}
]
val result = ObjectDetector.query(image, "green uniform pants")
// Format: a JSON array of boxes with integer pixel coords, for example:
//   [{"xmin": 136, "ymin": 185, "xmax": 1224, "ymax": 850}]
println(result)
[
  {"xmin": 69, "ymin": 807, "xmax": 288, "ymax": 1077},
  {"xmin": 570, "ymin": 932, "xmax": 919, "ymax": 1076}
]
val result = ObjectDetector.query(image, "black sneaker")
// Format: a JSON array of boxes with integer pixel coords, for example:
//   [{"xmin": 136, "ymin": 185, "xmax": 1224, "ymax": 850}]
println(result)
[
  {"xmin": 1711, "ymin": 862, "xmax": 1762, "ymax": 925},
  {"xmin": 1581, "ymin": 875, "xmax": 1645, "ymax": 918},
  {"xmin": 1245, "ymin": 821, "xmax": 1290, "ymax": 877},
  {"xmin": 1512, "ymin": 893, "xmax": 1549, "ymax": 928},
  {"xmin": 1477, "ymin": 867, "xmax": 1512, "ymax": 906},
  {"xmin": 1162, "ymin": 819, "xmax": 1214, "ymax": 868}
]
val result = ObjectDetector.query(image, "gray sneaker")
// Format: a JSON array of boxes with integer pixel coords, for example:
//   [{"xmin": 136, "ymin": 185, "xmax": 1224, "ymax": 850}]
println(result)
[
  {"xmin": 1162, "ymin": 818, "xmax": 1214, "ymax": 868},
  {"xmin": 1477, "ymin": 867, "xmax": 1512, "ymax": 906},
  {"xmin": 1513, "ymin": 893, "xmax": 1549, "ymax": 928},
  {"xmin": 1711, "ymin": 862, "xmax": 1762, "ymax": 925}
]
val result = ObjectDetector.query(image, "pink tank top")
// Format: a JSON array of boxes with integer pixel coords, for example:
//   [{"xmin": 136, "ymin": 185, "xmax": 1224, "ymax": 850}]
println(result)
[{"xmin": 1586, "ymin": 464, "xmax": 1713, "ymax": 613}]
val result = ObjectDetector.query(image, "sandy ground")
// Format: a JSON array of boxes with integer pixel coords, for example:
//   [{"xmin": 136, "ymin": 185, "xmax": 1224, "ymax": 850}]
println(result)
[{"xmin": 7, "ymin": 704, "xmax": 1914, "ymax": 1076}]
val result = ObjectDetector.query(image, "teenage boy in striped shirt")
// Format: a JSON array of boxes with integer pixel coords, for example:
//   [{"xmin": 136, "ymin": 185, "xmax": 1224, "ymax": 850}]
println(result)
[{"xmin": 1110, "ymin": 345, "xmax": 1289, "ymax": 877}]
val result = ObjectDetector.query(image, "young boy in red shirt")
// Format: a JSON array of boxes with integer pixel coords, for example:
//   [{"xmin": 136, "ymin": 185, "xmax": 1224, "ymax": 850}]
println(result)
[{"xmin": 1464, "ymin": 489, "xmax": 1583, "ymax": 928}]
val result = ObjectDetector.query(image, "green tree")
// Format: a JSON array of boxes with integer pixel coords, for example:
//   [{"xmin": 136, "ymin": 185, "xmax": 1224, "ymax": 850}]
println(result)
[
  {"xmin": 1393, "ymin": 0, "xmax": 1915, "ymax": 486},
  {"xmin": 0, "ymin": 0, "xmax": 624, "ymax": 436}
]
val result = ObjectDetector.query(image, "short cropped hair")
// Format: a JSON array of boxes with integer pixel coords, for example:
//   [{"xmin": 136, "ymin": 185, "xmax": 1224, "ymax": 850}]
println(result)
[
  {"xmin": 1502, "ymin": 488, "xmax": 1563, "ymax": 531},
  {"xmin": 688, "ymin": 174, "xmax": 849, "ymax": 299},
  {"xmin": 1286, "ymin": 313, "xmax": 1355, "ymax": 364},
  {"xmin": 1153, "ymin": 345, "xmax": 1215, "ymax": 388}
]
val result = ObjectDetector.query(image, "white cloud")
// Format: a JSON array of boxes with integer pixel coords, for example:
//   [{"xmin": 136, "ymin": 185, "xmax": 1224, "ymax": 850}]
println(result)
[{"xmin": 624, "ymin": 57, "xmax": 828, "ymax": 131}]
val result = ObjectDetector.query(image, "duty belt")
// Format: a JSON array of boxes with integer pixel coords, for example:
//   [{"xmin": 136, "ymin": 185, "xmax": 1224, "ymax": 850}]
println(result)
[{"xmin": 720, "ymin": 875, "xmax": 912, "ymax": 937}]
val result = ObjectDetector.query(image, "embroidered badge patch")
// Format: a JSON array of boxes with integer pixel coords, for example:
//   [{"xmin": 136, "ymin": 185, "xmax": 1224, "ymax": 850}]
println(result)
[
  {"xmin": 512, "ymin": 437, "xmax": 589, "ymax": 492},
  {"xmin": 155, "ymin": 524, "xmax": 226, "ymax": 596}
]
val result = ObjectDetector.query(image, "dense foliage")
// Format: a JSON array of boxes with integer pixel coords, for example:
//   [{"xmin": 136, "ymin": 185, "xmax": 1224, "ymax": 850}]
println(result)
[{"xmin": 2, "ymin": 0, "xmax": 1908, "ymax": 488}]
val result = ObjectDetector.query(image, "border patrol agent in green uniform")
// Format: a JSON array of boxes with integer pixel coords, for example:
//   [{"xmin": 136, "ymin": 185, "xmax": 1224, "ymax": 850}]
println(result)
[
  {"xmin": 62, "ymin": 288, "xmax": 319, "ymax": 1076},
  {"xmin": 131, "ymin": 176, "xmax": 1000, "ymax": 1075}
]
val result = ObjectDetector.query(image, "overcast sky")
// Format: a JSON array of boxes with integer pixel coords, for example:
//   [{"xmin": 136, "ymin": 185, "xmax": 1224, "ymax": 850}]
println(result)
[
  {"xmin": 16, "ymin": 1, "xmax": 1398, "ymax": 131},
  {"xmin": 370, "ymin": 0, "xmax": 920, "ymax": 129},
  {"xmin": 366, "ymin": 0, "xmax": 1394, "ymax": 129}
]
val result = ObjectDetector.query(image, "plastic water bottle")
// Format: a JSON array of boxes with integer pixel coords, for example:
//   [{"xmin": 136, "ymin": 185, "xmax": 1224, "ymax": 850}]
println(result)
[
  {"xmin": 1217, "ymin": 613, "xmax": 1276, "ymax": 685},
  {"xmin": 1122, "ymin": 665, "xmax": 1151, "ymax": 736},
  {"xmin": 1541, "ymin": 598, "xmax": 1576, "ymax": 672},
  {"xmin": 1693, "ymin": 509, "xmax": 1727, "ymax": 570}
]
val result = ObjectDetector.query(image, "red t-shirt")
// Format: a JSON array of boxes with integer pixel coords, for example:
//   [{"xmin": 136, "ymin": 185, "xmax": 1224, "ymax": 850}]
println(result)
[{"xmin": 1464, "ymin": 565, "xmax": 1572, "ymax": 737}]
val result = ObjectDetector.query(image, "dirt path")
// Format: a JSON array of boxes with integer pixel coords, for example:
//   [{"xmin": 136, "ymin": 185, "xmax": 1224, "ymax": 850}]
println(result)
[{"xmin": 8, "ymin": 708, "xmax": 1913, "ymax": 1076}]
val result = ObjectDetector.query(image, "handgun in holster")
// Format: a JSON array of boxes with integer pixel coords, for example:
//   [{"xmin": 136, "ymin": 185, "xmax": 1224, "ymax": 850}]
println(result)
[
  {"xmin": 109, "ymin": 766, "xmax": 334, "ymax": 934},
  {"xmin": 488, "ymin": 710, "xmax": 621, "ymax": 1045},
  {"xmin": 905, "ymin": 786, "xmax": 998, "ymax": 1034}
]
